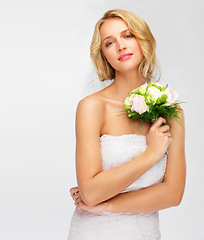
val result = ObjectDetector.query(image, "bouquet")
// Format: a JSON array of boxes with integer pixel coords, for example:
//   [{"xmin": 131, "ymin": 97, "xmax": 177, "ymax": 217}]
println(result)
[{"xmin": 123, "ymin": 82, "xmax": 182, "ymax": 124}]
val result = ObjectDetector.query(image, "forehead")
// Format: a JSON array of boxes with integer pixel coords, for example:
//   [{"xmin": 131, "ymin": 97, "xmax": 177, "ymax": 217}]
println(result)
[{"xmin": 100, "ymin": 18, "xmax": 129, "ymax": 40}]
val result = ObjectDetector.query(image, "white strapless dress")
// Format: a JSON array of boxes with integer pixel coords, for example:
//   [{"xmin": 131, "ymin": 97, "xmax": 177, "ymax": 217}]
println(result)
[{"xmin": 68, "ymin": 134, "xmax": 167, "ymax": 240}]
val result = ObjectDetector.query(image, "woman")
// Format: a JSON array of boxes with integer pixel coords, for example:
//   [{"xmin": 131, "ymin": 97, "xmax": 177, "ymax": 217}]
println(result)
[{"xmin": 68, "ymin": 9, "xmax": 186, "ymax": 240}]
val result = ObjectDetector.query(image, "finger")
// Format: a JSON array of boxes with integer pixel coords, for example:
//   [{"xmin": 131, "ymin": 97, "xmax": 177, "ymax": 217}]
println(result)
[
  {"xmin": 159, "ymin": 125, "xmax": 170, "ymax": 133},
  {"xmin": 163, "ymin": 132, "xmax": 171, "ymax": 138},
  {"xmin": 164, "ymin": 134, "xmax": 172, "ymax": 144},
  {"xmin": 152, "ymin": 117, "xmax": 166, "ymax": 128},
  {"xmin": 70, "ymin": 187, "xmax": 79, "ymax": 197},
  {"xmin": 70, "ymin": 186, "xmax": 78, "ymax": 192},
  {"xmin": 71, "ymin": 191, "xmax": 79, "ymax": 199},
  {"xmin": 73, "ymin": 193, "xmax": 80, "ymax": 201},
  {"xmin": 76, "ymin": 202, "xmax": 85, "ymax": 211},
  {"xmin": 76, "ymin": 196, "xmax": 82, "ymax": 203},
  {"xmin": 75, "ymin": 198, "xmax": 82, "ymax": 205},
  {"xmin": 74, "ymin": 197, "xmax": 82, "ymax": 205},
  {"xmin": 70, "ymin": 188, "xmax": 78, "ymax": 197}
]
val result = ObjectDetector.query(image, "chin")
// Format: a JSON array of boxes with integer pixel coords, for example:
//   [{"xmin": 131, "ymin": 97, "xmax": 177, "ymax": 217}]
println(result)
[
  {"xmin": 114, "ymin": 60, "xmax": 142, "ymax": 72},
  {"xmin": 116, "ymin": 64, "xmax": 140, "ymax": 73}
]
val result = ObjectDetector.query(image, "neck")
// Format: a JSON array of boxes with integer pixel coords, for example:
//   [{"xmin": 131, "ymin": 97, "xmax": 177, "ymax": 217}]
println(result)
[{"xmin": 112, "ymin": 69, "xmax": 146, "ymax": 100}]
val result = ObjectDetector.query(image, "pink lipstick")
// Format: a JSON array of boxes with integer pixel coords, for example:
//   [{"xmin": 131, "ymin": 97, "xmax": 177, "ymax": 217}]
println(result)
[{"xmin": 118, "ymin": 53, "xmax": 133, "ymax": 61}]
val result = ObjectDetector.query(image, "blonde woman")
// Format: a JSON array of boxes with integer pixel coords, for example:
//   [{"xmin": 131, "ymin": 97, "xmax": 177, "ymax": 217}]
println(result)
[{"xmin": 68, "ymin": 9, "xmax": 186, "ymax": 240}]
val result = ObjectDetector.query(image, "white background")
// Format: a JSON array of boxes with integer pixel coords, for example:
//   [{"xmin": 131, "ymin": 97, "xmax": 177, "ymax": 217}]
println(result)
[{"xmin": 0, "ymin": 0, "xmax": 204, "ymax": 239}]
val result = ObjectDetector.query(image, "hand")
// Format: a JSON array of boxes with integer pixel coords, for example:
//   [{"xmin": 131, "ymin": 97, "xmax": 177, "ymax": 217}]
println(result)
[
  {"xmin": 146, "ymin": 117, "xmax": 172, "ymax": 161},
  {"xmin": 70, "ymin": 186, "xmax": 83, "ymax": 206},
  {"xmin": 70, "ymin": 186, "xmax": 107, "ymax": 214}
]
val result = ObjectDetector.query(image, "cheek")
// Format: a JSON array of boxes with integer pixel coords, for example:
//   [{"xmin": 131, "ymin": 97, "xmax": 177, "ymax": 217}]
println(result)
[
  {"xmin": 101, "ymin": 44, "xmax": 117, "ymax": 62},
  {"xmin": 102, "ymin": 49, "xmax": 114, "ymax": 63},
  {"xmin": 106, "ymin": 54, "xmax": 118, "ymax": 68}
]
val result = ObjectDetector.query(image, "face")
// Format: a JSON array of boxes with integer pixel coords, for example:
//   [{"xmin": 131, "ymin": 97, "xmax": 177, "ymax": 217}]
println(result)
[{"xmin": 100, "ymin": 18, "xmax": 144, "ymax": 73}]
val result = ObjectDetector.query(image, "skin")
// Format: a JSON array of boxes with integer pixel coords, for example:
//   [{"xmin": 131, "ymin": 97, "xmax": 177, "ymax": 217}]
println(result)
[{"xmin": 69, "ymin": 18, "xmax": 186, "ymax": 214}]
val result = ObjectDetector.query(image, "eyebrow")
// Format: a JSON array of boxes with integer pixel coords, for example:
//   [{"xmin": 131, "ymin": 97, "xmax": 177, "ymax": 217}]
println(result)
[{"xmin": 102, "ymin": 29, "xmax": 130, "ymax": 42}]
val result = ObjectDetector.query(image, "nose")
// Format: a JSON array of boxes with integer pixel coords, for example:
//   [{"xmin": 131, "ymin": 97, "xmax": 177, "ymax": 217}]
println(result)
[{"xmin": 117, "ymin": 40, "xmax": 126, "ymax": 52}]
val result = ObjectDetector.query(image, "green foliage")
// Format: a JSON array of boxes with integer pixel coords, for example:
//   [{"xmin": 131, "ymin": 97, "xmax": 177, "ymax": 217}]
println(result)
[
  {"xmin": 122, "ymin": 82, "xmax": 184, "ymax": 126},
  {"xmin": 124, "ymin": 101, "xmax": 183, "ymax": 124}
]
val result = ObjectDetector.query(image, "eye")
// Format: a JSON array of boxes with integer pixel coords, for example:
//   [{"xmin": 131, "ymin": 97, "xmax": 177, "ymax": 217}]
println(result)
[
  {"xmin": 125, "ymin": 34, "xmax": 134, "ymax": 39},
  {"xmin": 105, "ymin": 41, "xmax": 113, "ymax": 47}
]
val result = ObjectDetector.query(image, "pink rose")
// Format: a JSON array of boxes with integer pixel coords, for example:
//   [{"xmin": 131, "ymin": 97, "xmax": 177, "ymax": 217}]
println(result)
[
  {"xmin": 165, "ymin": 88, "xmax": 178, "ymax": 105},
  {"xmin": 130, "ymin": 94, "xmax": 149, "ymax": 114},
  {"xmin": 129, "ymin": 94, "xmax": 137, "ymax": 105}
]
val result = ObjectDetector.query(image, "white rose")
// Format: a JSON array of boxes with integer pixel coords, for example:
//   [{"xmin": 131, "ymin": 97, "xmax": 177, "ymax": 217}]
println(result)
[
  {"xmin": 147, "ymin": 86, "xmax": 163, "ymax": 104},
  {"xmin": 131, "ymin": 95, "xmax": 149, "ymax": 114}
]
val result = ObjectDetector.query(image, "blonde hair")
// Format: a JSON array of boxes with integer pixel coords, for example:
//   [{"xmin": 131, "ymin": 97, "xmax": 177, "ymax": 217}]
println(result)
[{"xmin": 90, "ymin": 9, "xmax": 160, "ymax": 82}]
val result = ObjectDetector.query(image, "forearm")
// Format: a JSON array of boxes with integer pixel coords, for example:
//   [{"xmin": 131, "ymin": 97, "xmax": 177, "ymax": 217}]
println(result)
[
  {"xmin": 98, "ymin": 109, "xmax": 186, "ymax": 214},
  {"xmin": 81, "ymin": 149, "xmax": 158, "ymax": 206},
  {"xmin": 103, "ymin": 182, "xmax": 183, "ymax": 213}
]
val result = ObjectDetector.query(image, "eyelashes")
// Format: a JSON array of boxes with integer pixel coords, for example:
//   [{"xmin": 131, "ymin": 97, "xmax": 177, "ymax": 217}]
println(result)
[
  {"xmin": 105, "ymin": 34, "xmax": 135, "ymax": 47},
  {"xmin": 105, "ymin": 41, "xmax": 113, "ymax": 47},
  {"xmin": 125, "ymin": 34, "xmax": 134, "ymax": 39}
]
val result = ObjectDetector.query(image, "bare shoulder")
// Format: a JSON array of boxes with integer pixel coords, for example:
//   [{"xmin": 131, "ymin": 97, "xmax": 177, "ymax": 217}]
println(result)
[
  {"xmin": 76, "ymin": 93, "xmax": 105, "ymax": 125},
  {"xmin": 76, "ymin": 93, "xmax": 105, "ymax": 136},
  {"xmin": 77, "ymin": 92, "xmax": 105, "ymax": 114}
]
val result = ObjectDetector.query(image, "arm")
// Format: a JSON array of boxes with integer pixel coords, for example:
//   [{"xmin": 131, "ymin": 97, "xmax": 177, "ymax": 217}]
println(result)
[
  {"xmin": 100, "ymin": 109, "xmax": 186, "ymax": 213},
  {"xmin": 75, "ymin": 95, "xmax": 172, "ymax": 207}
]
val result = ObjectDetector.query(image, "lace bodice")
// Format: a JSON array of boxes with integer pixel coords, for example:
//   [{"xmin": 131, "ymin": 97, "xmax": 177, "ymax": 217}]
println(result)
[
  {"xmin": 100, "ymin": 134, "xmax": 167, "ymax": 194},
  {"xmin": 68, "ymin": 134, "xmax": 166, "ymax": 240}
]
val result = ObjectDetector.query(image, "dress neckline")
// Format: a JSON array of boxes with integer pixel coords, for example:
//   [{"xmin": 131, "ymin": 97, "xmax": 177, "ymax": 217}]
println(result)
[{"xmin": 100, "ymin": 133, "xmax": 146, "ymax": 139}]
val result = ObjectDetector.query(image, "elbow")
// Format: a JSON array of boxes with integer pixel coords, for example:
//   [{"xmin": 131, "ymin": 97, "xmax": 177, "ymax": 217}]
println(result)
[
  {"xmin": 164, "ymin": 180, "xmax": 185, "ymax": 207},
  {"xmin": 172, "ymin": 188, "xmax": 185, "ymax": 207},
  {"xmin": 83, "ymin": 196, "xmax": 97, "ymax": 207},
  {"xmin": 174, "ymin": 193, "xmax": 184, "ymax": 206},
  {"xmin": 80, "ymin": 188, "xmax": 98, "ymax": 207}
]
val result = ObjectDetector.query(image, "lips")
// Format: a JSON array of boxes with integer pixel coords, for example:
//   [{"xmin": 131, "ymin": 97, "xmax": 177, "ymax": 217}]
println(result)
[{"xmin": 118, "ymin": 53, "xmax": 133, "ymax": 61}]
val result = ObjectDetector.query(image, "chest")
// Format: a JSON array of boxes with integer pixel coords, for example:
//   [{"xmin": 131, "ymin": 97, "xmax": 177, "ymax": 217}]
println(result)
[
  {"xmin": 100, "ymin": 134, "xmax": 167, "ymax": 192},
  {"xmin": 101, "ymin": 100, "xmax": 150, "ymax": 136}
]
